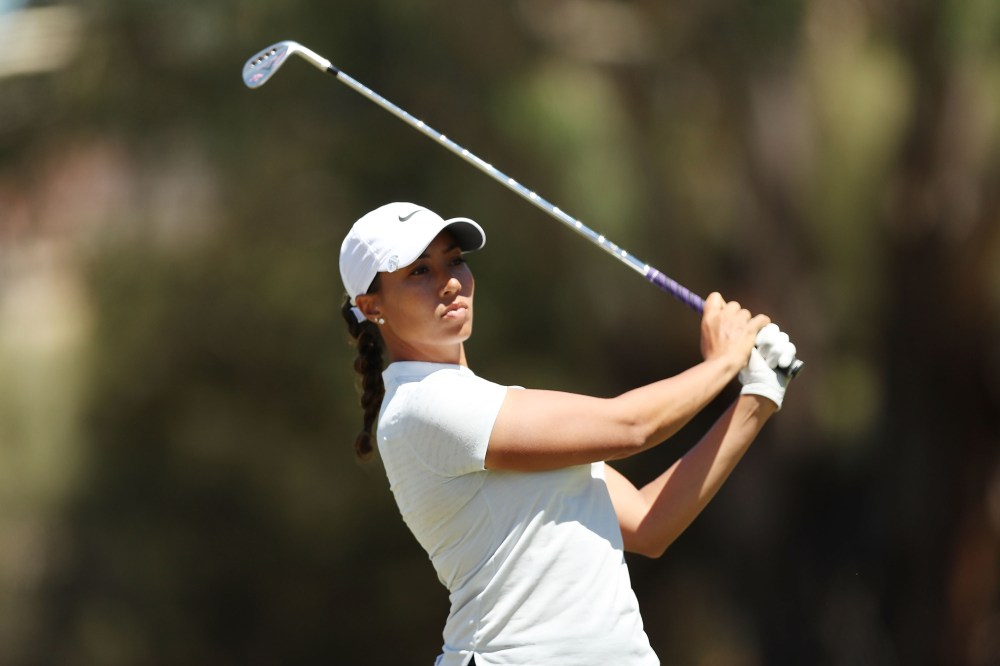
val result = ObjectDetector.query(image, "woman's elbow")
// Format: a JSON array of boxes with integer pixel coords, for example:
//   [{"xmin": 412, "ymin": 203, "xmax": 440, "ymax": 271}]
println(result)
[
  {"xmin": 623, "ymin": 528, "xmax": 672, "ymax": 559},
  {"xmin": 627, "ymin": 539, "xmax": 668, "ymax": 559},
  {"xmin": 608, "ymin": 417, "xmax": 653, "ymax": 459}
]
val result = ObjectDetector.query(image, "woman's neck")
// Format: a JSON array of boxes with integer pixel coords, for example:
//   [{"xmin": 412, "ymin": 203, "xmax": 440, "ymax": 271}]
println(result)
[{"xmin": 384, "ymin": 340, "xmax": 468, "ymax": 367}]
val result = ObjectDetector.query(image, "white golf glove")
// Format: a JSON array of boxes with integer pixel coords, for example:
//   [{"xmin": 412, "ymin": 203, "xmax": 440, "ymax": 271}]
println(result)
[{"xmin": 739, "ymin": 324, "xmax": 797, "ymax": 410}]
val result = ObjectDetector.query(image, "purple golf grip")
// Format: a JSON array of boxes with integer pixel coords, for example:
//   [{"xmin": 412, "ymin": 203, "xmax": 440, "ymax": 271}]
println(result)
[{"xmin": 646, "ymin": 269, "xmax": 706, "ymax": 313}]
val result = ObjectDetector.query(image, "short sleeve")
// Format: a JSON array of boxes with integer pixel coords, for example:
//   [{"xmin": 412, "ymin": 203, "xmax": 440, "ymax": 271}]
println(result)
[{"xmin": 392, "ymin": 372, "xmax": 508, "ymax": 477}]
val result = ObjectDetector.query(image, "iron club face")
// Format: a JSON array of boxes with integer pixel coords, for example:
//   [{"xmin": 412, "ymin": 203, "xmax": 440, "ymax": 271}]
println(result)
[{"xmin": 242, "ymin": 40, "xmax": 333, "ymax": 88}]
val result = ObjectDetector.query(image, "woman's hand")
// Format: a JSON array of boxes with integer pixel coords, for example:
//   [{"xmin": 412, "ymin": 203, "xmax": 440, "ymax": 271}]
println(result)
[{"xmin": 699, "ymin": 292, "xmax": 771, "ymax": 371}]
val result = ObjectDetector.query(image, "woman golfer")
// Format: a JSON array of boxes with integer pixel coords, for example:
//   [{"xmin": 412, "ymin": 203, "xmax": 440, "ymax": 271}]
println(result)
[{"xmin": 340, "ymin": 202, "xmax": 796, "ymax": 666}]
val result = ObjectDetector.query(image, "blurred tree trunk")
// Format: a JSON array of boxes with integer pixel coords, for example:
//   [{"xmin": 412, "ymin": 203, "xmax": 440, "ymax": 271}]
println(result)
[{"xmin": 882, "ymin": 1, "xmax": 1000, "ymax": 663}]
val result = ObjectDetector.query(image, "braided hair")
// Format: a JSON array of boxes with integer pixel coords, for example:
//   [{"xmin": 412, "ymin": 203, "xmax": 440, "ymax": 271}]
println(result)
[{"xmin": 341, "ymin": 278, "xmax": 384, "ymax": 461}]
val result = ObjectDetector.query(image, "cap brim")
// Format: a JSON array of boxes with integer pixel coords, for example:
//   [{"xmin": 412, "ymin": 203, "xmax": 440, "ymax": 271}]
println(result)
[
  {"xmin": 380, "ymin": 216, "xmax": 486, "ymax": 272},
  {"xmin": 442, "ymin": 217, "xmax": 486, "ymax": 253}
]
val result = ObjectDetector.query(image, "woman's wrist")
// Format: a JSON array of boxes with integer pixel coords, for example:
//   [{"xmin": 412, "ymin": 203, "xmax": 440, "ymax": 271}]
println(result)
[
  {"xmin": 736, "ymin": 393, "xmax": 779, "ymax": 421},
  {"xmin": 702, "ymin": 351, "xmax": 748, "ymax": 381}
]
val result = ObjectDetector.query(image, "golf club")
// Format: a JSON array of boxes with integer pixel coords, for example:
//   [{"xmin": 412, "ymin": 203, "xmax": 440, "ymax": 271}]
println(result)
[{"xmin": 242, "ymin": 40, "xmax": 803, "ymax": 378}]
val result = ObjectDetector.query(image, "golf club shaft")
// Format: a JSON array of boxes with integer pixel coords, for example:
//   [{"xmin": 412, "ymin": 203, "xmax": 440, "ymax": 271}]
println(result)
[
  {"xmin": 245, "ymin": 42, "xmax": 803, "ymax": 378},
  {"xmin": 331, "ymin": 67, "xmax": 706, "ymax": 312}
]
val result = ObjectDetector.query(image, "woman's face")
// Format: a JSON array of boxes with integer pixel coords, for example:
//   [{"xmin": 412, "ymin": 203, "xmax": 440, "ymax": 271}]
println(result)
[{"xmin": 356, "ymin": 230, "xmax": 475, "ymax": 365}]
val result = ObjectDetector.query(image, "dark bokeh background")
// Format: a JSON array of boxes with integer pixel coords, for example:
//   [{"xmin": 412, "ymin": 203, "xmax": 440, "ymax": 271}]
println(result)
[{"xmin": 2, "ymin": 1, "xmax": 999, "ymax": 664}]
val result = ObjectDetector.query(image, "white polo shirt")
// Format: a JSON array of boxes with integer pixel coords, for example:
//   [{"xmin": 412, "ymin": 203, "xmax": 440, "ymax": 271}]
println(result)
[{"xmin": 378, "ymin": 362, "xmax": 658, "ymax": 666}]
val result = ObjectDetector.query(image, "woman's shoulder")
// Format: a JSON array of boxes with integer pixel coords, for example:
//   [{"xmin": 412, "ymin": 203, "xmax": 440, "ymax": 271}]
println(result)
[{"xmin": 383, "ymin": 363, "xmax": 507, "ymax": 418}]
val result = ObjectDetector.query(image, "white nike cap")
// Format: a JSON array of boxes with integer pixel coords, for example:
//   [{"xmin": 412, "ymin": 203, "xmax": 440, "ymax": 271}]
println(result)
[{"xmin": 339, "ymin": 202, "xmax": 486, "ymax": 304}]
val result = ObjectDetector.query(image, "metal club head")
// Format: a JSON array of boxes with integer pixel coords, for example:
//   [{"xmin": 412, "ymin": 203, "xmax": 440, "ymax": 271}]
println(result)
[{"xmin": 242, "ymin": 40, "xmax": 332, "ymax": 89}]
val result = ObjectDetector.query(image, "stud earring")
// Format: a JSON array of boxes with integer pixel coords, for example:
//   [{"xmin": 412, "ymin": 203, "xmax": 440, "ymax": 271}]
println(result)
[{"xmin": 376, "ymin": 317, "xmax": 386, "ymax": 326}]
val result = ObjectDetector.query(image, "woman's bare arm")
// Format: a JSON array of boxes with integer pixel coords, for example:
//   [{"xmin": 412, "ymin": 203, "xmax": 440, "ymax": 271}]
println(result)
[
  {"xmin": 604, "ymin": 394, "xmax": 777, "ymax": 558},
  {"xmin": 485, "ymin": 355, "xmax": 743, "ymax": 471},
  {"xmin": 485, "ymin": 293, "xmax": 768, "ymax": 472}
]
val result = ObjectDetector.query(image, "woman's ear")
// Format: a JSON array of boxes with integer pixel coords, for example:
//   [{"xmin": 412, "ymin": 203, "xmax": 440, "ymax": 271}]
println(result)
[{"xmin": 354, "ymin": 294, "xmax": 382, "ymax": 321}]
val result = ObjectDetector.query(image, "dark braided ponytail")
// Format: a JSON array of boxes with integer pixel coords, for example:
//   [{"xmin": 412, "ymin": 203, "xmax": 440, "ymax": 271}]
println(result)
[{"xmin": 341, "ymin": 284, "xmax": 385, "ymax": 461}]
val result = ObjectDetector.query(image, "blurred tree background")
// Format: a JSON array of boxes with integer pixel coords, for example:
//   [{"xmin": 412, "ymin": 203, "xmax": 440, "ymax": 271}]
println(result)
[{"xmin": 1, "ymin": 0, "xmax": 998, "ymax": 664}]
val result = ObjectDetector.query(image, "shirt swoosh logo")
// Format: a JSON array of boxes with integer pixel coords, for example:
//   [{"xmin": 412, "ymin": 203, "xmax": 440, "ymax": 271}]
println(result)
[{"xmin": 398, "ymin": 209, "xmax": 423, "ymax": 222}]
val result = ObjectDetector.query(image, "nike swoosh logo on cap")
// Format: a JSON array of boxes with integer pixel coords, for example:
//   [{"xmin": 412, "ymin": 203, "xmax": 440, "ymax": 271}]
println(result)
[{"xmin": 398, "ymin": 209, "xmax": 423, "ymax": 222}]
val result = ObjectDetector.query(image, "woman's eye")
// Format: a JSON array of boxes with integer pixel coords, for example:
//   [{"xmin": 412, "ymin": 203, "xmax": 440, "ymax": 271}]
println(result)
[
  {"xmin": 409, "ymin": 266, "xmax": 428, "ymax": 276},
  {"xmin": 450, "ymin": 256, "xmax": 467, "ymax": 267}
]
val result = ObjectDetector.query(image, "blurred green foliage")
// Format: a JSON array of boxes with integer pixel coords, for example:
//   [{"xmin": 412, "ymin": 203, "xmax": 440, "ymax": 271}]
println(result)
[{"xmin": 1, "ymin": 0, "xmax": 999, "ymax": 664}]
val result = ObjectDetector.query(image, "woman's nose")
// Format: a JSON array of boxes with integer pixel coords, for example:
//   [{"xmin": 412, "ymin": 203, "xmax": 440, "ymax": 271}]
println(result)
[{"xmin": 440, "ymin": 275, "xmax": 462, "ymax": 297}]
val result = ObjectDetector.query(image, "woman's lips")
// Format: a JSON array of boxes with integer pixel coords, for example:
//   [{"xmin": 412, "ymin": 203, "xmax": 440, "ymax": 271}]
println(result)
[{"xmin": 442, "ymin": 304, "xmax": 468, "ymax": 319}]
